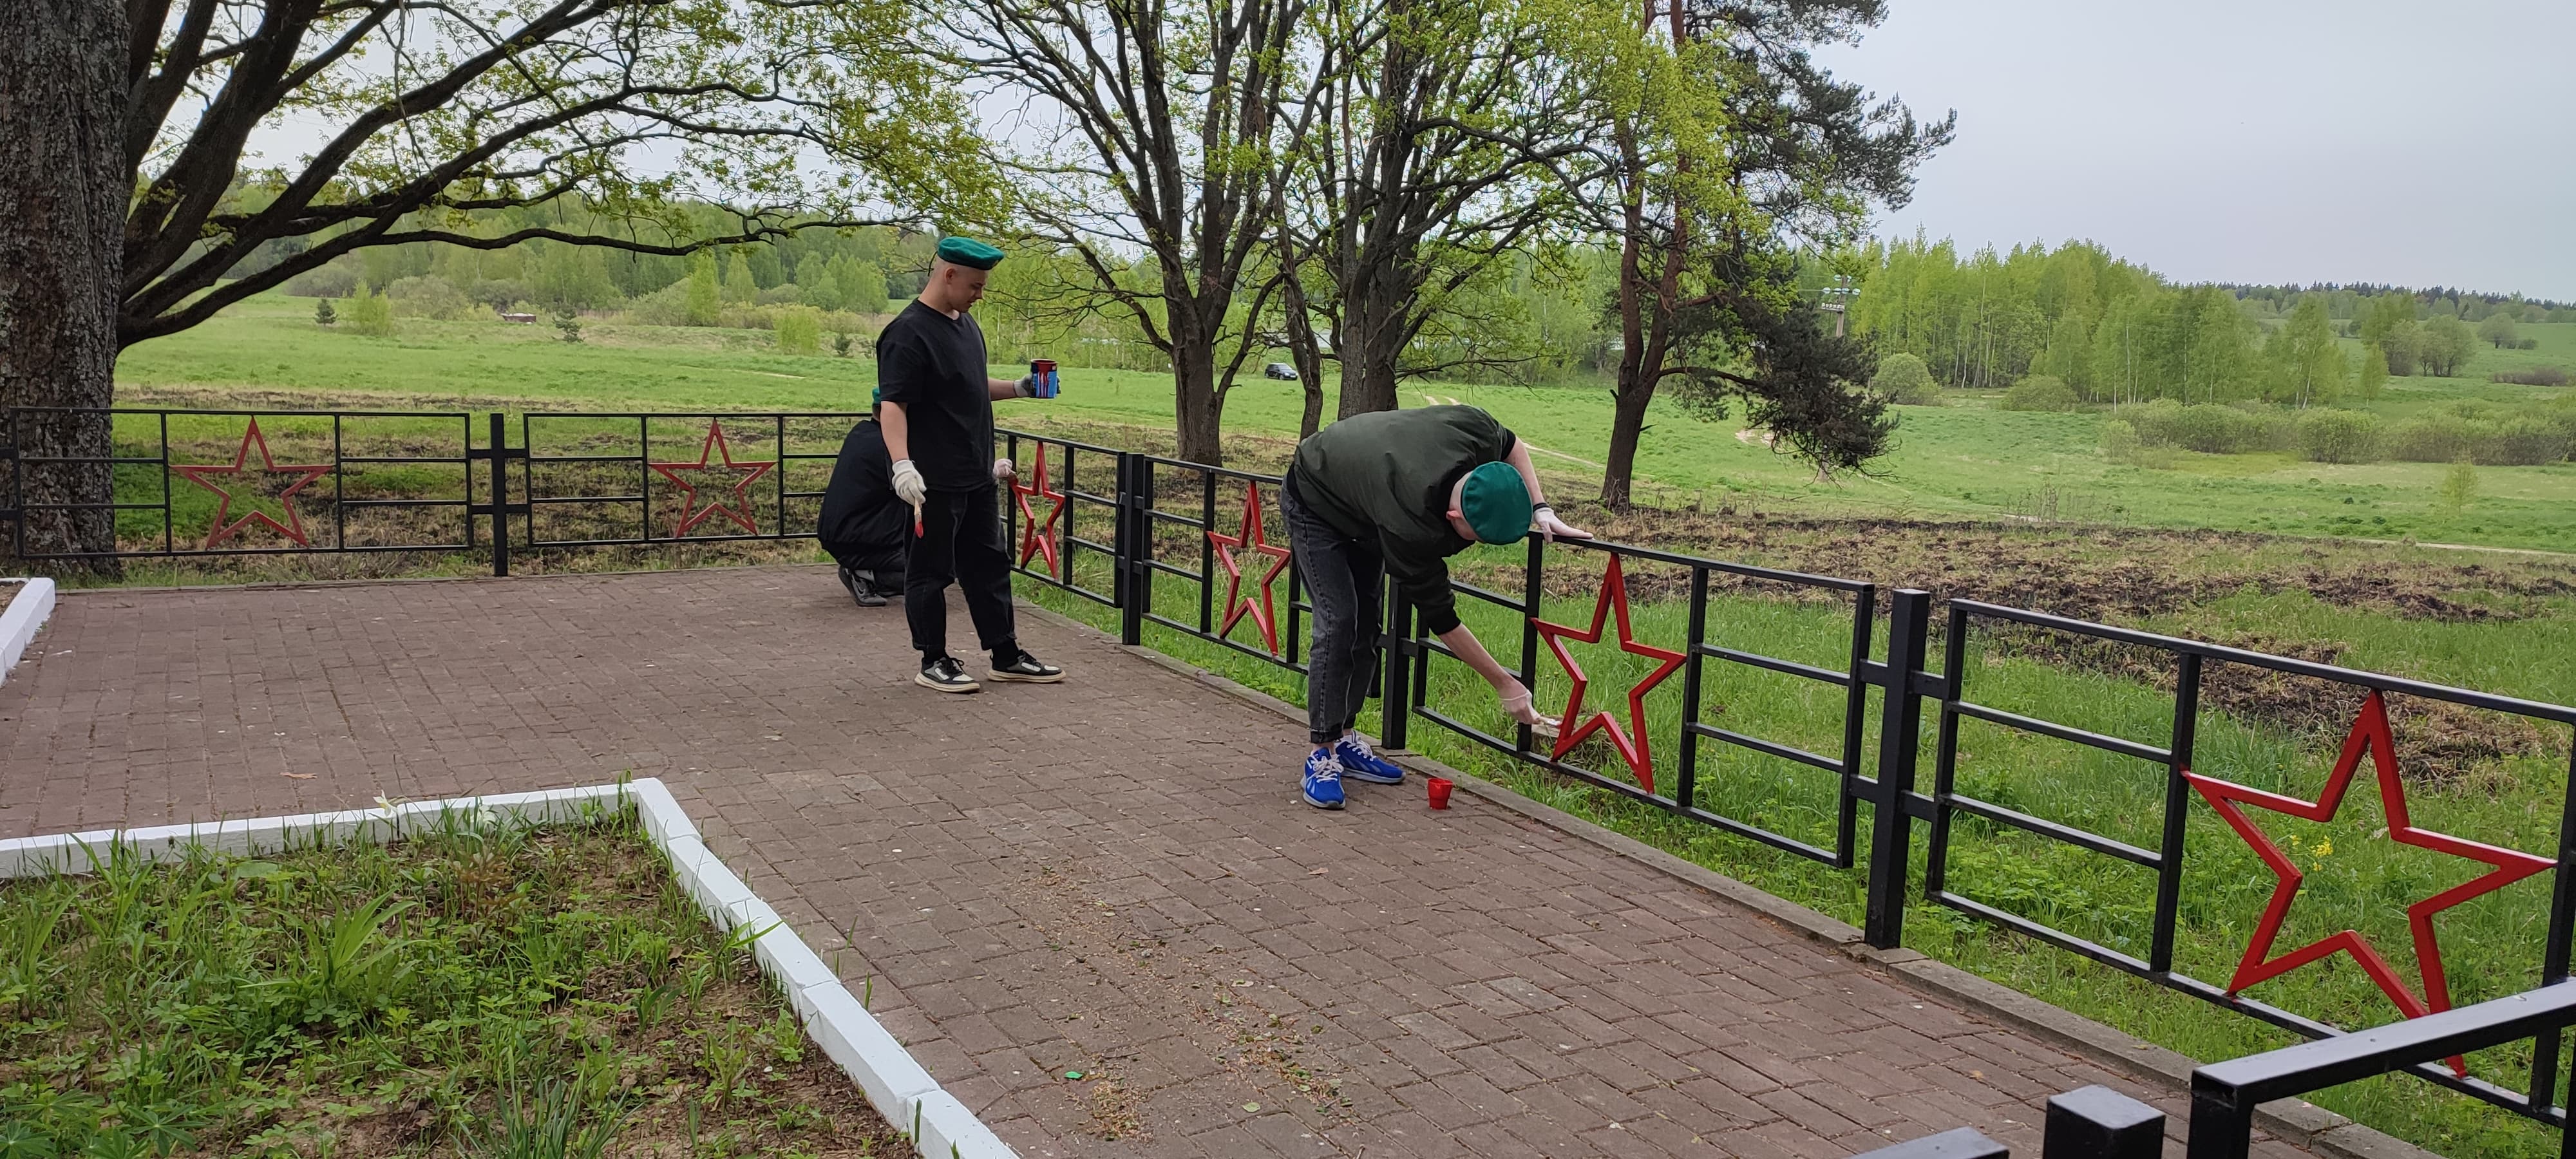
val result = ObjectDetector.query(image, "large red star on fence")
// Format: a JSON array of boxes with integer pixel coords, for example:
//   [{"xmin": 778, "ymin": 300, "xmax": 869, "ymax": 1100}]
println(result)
[
  {"xmin": 2186, "ymin": 690, "xmax": 2553, "ymax": 1076},
  {"xmin": 169, "ymin": 418, "xmax": 334, "ymax": 548},
  {"xmin": 1013, "ymin": 449, "xmax": 1069, "ymax": 578},
  {"xmin": 1531, "ymin": 554, "xmax": 1687, "ymax": 795},
  {"xmin": 1208, "ymin": 481, "xmax": 1292, "ymax": 655},
  {"xmin": 649, "ymin": 421, "xmax": 773, "ymax": 536}
]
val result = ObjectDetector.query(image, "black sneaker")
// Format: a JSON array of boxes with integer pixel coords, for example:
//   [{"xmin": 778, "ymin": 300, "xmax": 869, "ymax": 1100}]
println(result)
[
  {"xmin": 838, "ymin": 563, "xmax": 886, "ymax": 607},
  {"xmin": 916, "ymin": 655, "xmax": 980, "ymax": 693},
  {"xmin": 989, "ymin": 650, "xmax": 1064, "ymax": 683}
]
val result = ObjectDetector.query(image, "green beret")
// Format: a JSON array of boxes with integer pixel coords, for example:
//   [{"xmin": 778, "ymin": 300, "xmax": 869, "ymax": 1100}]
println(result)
[
  {"xmin": 1459, "ymin": 462, "xmax": 1531, "ymax": 544},
  {"xmin": 935, "ymin": 236, "xmax": 1005, "ymax": 270}
]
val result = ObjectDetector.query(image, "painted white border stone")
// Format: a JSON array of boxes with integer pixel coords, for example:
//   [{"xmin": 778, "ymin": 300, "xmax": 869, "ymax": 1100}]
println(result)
[
  {"xmin": 0, "ymin": 576, "xmax": 56, "ymax": 686},
  {"xmin": 0, "ymin": 778, "xmax": 1015, "ymax": 1158}
]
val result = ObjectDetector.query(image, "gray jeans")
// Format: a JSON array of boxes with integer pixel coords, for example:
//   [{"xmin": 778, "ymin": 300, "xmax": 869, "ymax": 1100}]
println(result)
[{"xmin": 1282, "ymin": 474, "xmax": 1383, "ymax": 746}]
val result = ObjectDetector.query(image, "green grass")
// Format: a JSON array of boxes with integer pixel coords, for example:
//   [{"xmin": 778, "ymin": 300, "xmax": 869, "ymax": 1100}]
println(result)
[
  {"xmin": 111, "ymin": 295, "xmax": 2576, "ymax": 553},
  {"xmin": 0, "ymin": 806, "xmax": 911, "ymax": 1158},
  {"xmin": 1018, "ymin": 523, "xmax": 2571, "ymax": 1158}
]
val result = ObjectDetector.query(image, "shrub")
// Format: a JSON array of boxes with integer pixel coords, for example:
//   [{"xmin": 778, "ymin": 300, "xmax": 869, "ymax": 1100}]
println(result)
[
  {"xmin": 2441, "ymin": 459, "xmax": 2477, "ymax": 513},
  {"xmin": 385, "ymin": 275, "xmax": 480, "ymax": 321},
  {"xmin": 285, "ymin": 263, "xmax": 360, "ymax": 299},
  {"xmin": 2129, "ymin": 400, "xmax": 2286, "ymax": 454},
  {"xmin": 2296, "ymin": 408, "xmax": 2382, "ymax": 464},
  {"xmin": 345, "ymin": 284, "xmax": 395, "ymax": 337},
  {"xmin": 2001, "ymin": 375, "xmax": 2079, "ymax": 412},
  {"xmin": 1870, "ymin": 353, "xmax": 1940, "ymax": 405},
  {"xmin": 2494, "ymin": 366, "xmax": 2569, "ymax": 387},
  {"xmin": 774, "ymin": 305, "xmax": 822, "ymax": 355},
  {"xmin": 465, "ymin": 278, "xmax": 535, "ymax": 311},
  {"xmin": 2481, "ymin": 418, "xmax": 2571, "ymax": 466},
  {"xmin": 313, "ymin": 298, "xmax": 336, "ymax": 326},
  {"xmin": 2387, "ymin": 414, "xmax": 2476, "ymax": 463}
]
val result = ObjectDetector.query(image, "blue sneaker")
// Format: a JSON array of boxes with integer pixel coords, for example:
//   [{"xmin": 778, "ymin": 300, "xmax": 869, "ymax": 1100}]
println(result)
[
  {"xmin": 1334, "ymin": 735, "xmax": 1405, "ymax": 785},
  {"xmin": 1302, "ymin": 750, "xmax": 1346, "ymax": 810}
]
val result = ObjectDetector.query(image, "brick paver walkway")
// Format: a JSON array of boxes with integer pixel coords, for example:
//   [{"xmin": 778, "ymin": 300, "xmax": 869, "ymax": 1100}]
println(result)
[{"xmin": 0, "ymin": 568, "xmax": 2311, "ymax": 1158}]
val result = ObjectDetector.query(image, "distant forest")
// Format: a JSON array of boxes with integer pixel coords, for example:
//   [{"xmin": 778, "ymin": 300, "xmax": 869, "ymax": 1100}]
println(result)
[{"xmin": 1844, "ymin": 236, "xmax": 2571, "ymax": 407}]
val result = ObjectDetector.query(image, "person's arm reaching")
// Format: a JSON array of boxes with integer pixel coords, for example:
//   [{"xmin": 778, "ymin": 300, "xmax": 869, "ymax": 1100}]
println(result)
[
  {"xmin": 1505, "ymin": 437, "xmax": 1591, "ymax": 541},
  {"xmin": 1437, "ymin": 623, "xmax": 1556, "ymax": 731}
]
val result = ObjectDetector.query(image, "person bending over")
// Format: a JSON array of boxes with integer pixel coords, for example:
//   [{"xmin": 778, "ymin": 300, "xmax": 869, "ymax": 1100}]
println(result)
[
  {"xmin": 1281, "ymin": 404, "xmax": 1589, "ymax": 809},
  {"xmin": 878, "ymin": 236, "xmax": 1065, "ymax": 693},
  {"xmin": 815, "ymin": 404, "xmax": 909, "ymax": 607}
]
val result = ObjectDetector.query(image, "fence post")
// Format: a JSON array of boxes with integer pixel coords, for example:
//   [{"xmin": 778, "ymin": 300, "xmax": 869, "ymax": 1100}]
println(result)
[
  {"xmin": 1381, "ymin": 583, "xmax": 1412, "ymax": 751},
  {"xmin": 488, "ymin": 412, "xmax": 511, "ymax": 578},
  {"xmin": 1119, "ymin": 453, "xmax": 1148, "ymax": 646},
  {"xmin": 1864, "ymin": 588, "xmax": 1933, "ymax": 950}
]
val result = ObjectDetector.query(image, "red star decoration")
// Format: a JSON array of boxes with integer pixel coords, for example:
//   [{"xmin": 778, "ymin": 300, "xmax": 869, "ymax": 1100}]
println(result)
[
  {"xmin": 1206, "ymin": 481, "xmax": 1292, "ymax": 655},
  {"xmin": 2187, "ymin": 690, "xmax": 2553, "ymax": 1076},
  {"xmin": 169, "ymin": 418, "xmax": 334, "ymax": 548},
  {"xmin": 1012, "ymin": 449, "xmax": 1070, "ymax": 577},
  {"xmin": 1531, "ymin": 554, "xmax": 1686, "ymax": 794},
  {"xmin": 649, "ymin": 421, "xmax": 774, "ymax": 536}
]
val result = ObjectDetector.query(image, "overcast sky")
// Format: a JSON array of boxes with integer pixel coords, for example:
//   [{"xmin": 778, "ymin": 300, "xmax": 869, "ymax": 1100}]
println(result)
[{"xmin": 1814, "ymin": 0, "xmax": 2576, "ymax": 300}]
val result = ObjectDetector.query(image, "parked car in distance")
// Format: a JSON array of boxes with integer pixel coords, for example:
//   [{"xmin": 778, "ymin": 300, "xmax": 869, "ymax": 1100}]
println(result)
[{"xmin": 1263, "ymin": 362, "xmax": 1299, "ymax": 381}]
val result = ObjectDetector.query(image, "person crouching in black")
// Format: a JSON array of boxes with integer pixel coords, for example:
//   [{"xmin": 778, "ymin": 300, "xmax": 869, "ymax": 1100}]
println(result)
[{"xmin": 817, "ymin": 399, "xmax": 909, "ymax": 607}]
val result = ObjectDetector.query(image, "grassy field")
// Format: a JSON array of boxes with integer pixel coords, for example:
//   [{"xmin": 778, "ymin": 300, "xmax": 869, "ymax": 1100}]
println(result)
[{"xmin": 111, "ymin": 295, "xmax": 2576, "ymax": 554}]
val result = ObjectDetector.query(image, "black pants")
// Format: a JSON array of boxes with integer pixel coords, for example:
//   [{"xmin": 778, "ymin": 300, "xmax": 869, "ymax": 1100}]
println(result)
[
  {"xmin": 826, "ymin": 542, "xmax": 907, "ymax": 592},
  {"xmin": 1282, "ymin": 474, "xmax": 1383, "ymax": 745},
  {"xmin": 905, "ymin": 483, "xmax": 1018, "ymax": 662}
]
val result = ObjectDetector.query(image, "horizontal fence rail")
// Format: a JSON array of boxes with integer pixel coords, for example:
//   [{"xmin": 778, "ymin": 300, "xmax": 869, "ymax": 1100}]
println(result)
[{"xmin": 10, "ymin": 408, "xmax": 2573, "ymax": 1135}]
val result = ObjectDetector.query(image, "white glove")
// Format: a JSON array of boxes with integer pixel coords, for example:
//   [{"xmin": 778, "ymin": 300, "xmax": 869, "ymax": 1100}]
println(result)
[
  {"xmin": 1497, "ymin": 679, "xmax": 1560, "ymax": 736},
  {"xmin": 1014, "ymin": 374, "xmax": 1039, "ymax": 398},
  {"xmin": 1531, "ymin": 504, "xmax": 1591, "ymax": 542},
  {"xmin": 992, "ymin": 458, "xmax": 1015, "ymax": 481},
  {"xmin": 891, "ymin": 459, "xmax": 926, "ymax": 507}
]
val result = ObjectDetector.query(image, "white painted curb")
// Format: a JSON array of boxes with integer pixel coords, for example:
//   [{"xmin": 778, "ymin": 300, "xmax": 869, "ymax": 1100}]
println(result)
[
  {"xmin": 0, "ymin": 778, "xmax": 1016, "ymax": 1158},
  {"xmin": 0, "ymin": 576, "xmax": 55, "ymax": 686}
]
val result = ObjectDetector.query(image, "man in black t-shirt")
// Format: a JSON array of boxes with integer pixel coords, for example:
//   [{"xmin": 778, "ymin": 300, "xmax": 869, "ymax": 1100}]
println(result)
[
  {"xmin": 815, "ymin": 408, "xmax": 907, "ymax": 607},
  {"xmin": 878, "ymin": 237, "xmax": 1066, "ymax": 693}
]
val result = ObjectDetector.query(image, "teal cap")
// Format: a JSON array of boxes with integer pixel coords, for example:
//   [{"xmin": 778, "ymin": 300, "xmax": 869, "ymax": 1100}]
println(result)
[
  {"xmin": 1459, "ymin": 462, "xmax": 1531, "ymax": 543},
  {"xmin": 935, "ymin": 236, "xmax": 1005, "ymax": 270}
]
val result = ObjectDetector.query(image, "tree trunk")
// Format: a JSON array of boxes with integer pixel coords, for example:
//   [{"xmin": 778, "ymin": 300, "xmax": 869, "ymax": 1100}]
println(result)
[
  {"xmin": 1169, "ymin": 309, "xmax": 1226, "ymax": 467},
  {"xmin": 1278, "ymin": 259, "xmax": 1327, "ymax": 438},
  {"xmin": 1600, "ymin": 367, "xmax": 1655, "ymax": 511},
  {"xmin": 0, "ymin": 0, "xmax": 127, "ymax": 574},
  {"xmin": 1335, "ymin": 270, "xmax": 1405, "ymax": 418}
]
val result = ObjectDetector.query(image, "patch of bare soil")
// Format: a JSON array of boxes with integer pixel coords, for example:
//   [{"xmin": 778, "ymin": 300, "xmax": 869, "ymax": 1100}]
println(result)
[
  {"xmin": 0, "ymin": 581, "xmax": 18, "ymax": 619},
  {"xmin": 1568, "ymin": 506, "xmax": 2576, "ymax": 625},
  {"xmin": 1003, "ymin": 857, "xmax": 1358, "ymax": 1146}
]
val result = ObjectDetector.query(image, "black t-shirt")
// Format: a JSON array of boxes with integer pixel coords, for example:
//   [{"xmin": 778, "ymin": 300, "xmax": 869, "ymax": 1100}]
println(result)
[
  {"xmin": 816, "ymin": 419, "xmax": 907, "ymax": 560},
  {"xmin": 876, "ymin": 299, "xmax": 994, "ymax": 491}
]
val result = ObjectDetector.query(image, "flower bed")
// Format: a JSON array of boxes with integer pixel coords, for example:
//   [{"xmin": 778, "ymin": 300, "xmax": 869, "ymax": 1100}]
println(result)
[{"xmin": 0, "ymin": 803, "xmax": 916, "ymax": 1158}]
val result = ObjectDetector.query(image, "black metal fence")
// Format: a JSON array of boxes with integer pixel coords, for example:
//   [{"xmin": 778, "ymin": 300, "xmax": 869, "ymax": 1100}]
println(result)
[
  {"xmin": 11, "ymin": 408, "xmax": 2575, "ymax": 1145},
  {"xmin": 0, "ymin": 408, "xmax": 865, "ymax": 576}
]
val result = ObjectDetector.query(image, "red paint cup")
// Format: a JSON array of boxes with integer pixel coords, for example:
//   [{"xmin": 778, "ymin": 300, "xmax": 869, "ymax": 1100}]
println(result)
[
  {"xmin": 1427, "ymin": 777, "xmax": 1454, "ymax": 810},
  {"xmin": 1030, "ymin": 357, "xmax": 1059, "ymax": 399}
]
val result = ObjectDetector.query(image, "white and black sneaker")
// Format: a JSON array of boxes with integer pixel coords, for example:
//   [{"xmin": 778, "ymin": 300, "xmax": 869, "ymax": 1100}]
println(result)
[
  {"xmin": 989, "ymin": 650, "xmax": 1064, "ymax": 683},
  {"xmin": 916, "ymin": 655, "xmax": 980, "ymax": 693}
]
